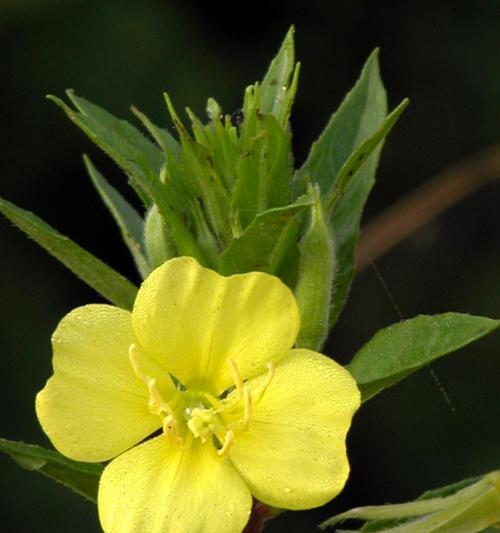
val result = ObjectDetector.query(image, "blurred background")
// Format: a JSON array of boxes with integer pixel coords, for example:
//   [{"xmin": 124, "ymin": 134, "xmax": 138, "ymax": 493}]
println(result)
[{"xmin": 1, "ymin": 1, "xmax": 499, "ymax": 531}]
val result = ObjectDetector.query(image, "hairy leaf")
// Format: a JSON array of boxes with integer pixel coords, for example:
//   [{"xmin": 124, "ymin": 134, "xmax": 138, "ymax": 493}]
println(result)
[
  {"xmin": 219, "ymin": 201, "xmax": 309, "ymax": 275},
  {"xmin": 0, "ymin": 438, "xmax": 103, "ymax": 503},
  {"xmin": 0, "ymin": 196, "xmax": 137, "ymax": 309},
  {"xmin": 348, "ymin": 313, "xmax": 500, "ymax": 401},
  {"xmin": 84, "ymin": 156, "xmax": 150, "ymax": 279}
]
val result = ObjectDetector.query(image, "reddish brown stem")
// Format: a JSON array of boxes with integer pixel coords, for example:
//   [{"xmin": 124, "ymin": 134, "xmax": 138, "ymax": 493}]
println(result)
[
  {"xmin": 356, "ymin": 145, "xmax": 500, "ymax": 271},
  {"xmin": 243, "ymin": 500, "xmax": 275, "ymax": 533}
]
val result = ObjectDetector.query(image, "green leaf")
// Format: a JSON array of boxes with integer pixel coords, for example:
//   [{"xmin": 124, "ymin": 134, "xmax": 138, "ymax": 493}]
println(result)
[
  {"xmin": 130, "ymin": 105, "xmax": 180, "ymax": 158},
  {"xmin": 260, "ymin": 25, "xmax": 299, "ymax": 125},
  {"xmin": 232, "ymin": 110, "xmax": 293, "ymax": 229},
  {"xmin": 65, "ymin": 90, "xmax": 165, "ymax": 176},
  {"xmin": 219, "ymin": 201, "xmax": 310, "ymax": 276},
  {"xmin": 419, "ymin": 476, "xmax": 484, "ymax": 501},
  {"xmin": 358, "ymin": 475, "xmax": 485, "ymax": 532},
  {"xmin": 50, "ymin": 92, "xmax": 206, "ymax": 264},
  {"xmin": 348, "ymin": 313, "xmax": 500, "ymax": 401},
  {"xmin": 325, "ymin": 98, "xmax": 409, "ymax": 210},
  {"xmin": 84, "ymin": 156, "xmax": 150, "ymax": 279},
  {"xmin": 327, "ymin": 151, "xmax": 381, "ymax": 328},
  {"xmin": 0, "ymin": 196, "xmax": 138, "ymax": 310},
  {"xmin": 0, "ymin": 438, "xmax": 103, "ymax": 503},
  {"xmin": 187, "ymin": 100, "xmax": 239, "ymax": 192},
  {"xmin": 165, "ymin": 94, "xmax": 231, "ymax": 251},
  {"xmin": 320, "ymin": 471, "xmax": 500, "ymax": 533},
  {"xmin": 180, "ymin": 128, "xmax": 231, "ymax": 247},
  {"xmin": 49, "ymin": 91, "xmax": 161, "ymax": 208},
  {"xmin": 296, "ymin": 48, "xmax": 387, "ymax": 196},
  {"xmin": 296, "ymin": 49, "xmax": 395, "ymax": 329}
]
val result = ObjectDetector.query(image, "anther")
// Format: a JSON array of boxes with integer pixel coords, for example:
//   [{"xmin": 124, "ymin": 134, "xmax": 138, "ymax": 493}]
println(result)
[
  {"xmin": 148, "ymin": 378, "xmax": 168, "ymax": 414},
  {"xmin": 129, "ymin": 343, "xmax": 149, "ymax": 383},
  {"xmin": 217, "ymin": 429, "xmax": 234, "ymax": 457},
  {"xmin": 253, "ymin": 362, "xmax": 275, "ymax": 404},
  {"xmin": 162, "ymin": 415, "xmax": 183, "ymax": 444},
  {"xmin": 129, "ymin": 344, "xmax": 182, "ymax": 442},
  {"xmin": 242, "ymin": 385, "xmax": 252, "ymax": 429},
  {"xmin": 229, "ymin": 359, "xmax": 243, "ymax": 400}
]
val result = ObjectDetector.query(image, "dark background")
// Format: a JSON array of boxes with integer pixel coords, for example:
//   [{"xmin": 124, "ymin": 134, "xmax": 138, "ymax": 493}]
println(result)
[{"xmin": 1, "ymin": 1, "xmax": 499, "ymax": 531}]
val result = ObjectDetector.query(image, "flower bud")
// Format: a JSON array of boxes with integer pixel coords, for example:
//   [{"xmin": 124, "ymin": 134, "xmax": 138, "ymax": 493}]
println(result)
[
  {"xmin": 294, "ymin": 185, "xmax": 335, "ymax": 351},
  {"xmin": 144, "ymin": 204, "xmax": 175, "ymax": 269}
]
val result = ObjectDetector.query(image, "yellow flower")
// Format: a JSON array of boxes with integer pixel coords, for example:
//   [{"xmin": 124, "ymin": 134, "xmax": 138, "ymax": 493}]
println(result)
[{"xmin": 36, "ymin": 257, "xmax": 360, "ymax": 533}]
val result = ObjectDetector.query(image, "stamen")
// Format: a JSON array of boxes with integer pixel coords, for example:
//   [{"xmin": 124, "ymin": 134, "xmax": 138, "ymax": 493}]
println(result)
[
  {"xmin": 217, "ymin": 429, "xmax": 234, "ymax": 457},
  {"xmin": 129, "ymin": 345, "xmax": 182, "ymax": 442},
  {"xmin": 162, "ymin": 414, "xmax": 182, "ymax": 443},
  {"xmin": 253, "ymin": 362, "xmax": 275, "ymax": 404},
  {"xmin": 129, "ymin": 343, "xmax": 149, "ymax": 383},
  {"xmin": 148, "ymin": 378, "xmax": 171, "ymax": 416},
  {"xmin": 200, "ymin": 391, "xmax": 223, "ymax": 410},
  {"xmin": 229, "ymin": 358, "xmax": 243, "ymax": 400},
  {"xmin": 151, "ymin": 379, "xmax": 183, "ymax": 442},
  {"xmin": 242, "ymin": 385, "xmax": 252, "ymax": 429}
]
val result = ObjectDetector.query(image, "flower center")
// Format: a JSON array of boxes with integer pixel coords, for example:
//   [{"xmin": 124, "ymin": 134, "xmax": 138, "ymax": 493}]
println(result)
[{"xmin": 128, "ymin": 344, "xmax": 275, "ymax": 457}]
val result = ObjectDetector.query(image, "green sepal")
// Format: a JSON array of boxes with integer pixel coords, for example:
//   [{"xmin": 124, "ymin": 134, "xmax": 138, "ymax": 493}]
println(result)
[
  {"xmin": 84, "ymin": 156, "xmax": 150, "ymax": 279},
  {"xmin": 347, "ymin": 313, "xmax": 500, "ymax": 402},
  {"xmin": 0, "ymin": 196, "xmax": 137, "ymax": 310},
  {"xmin": 0, "ymin": 438, "xmax": 103, "ymax": 503},
  {"xmin": 294, "ymin": 186, "xmax": 335, "ymax": 351},
  {"xmin": 260, "ymin": 25, "xmax": 300, "ymax": 125},
  {"xmin": 143, "ymin": 204, "xmax": 176, "ymax": 270},
  {"xmin": 320, "ymin": 470, "xmax": 500, "ymax": 533},
  {"xmin": 219, "ymin": 199, "xmax": 310, "ymax": 276}
]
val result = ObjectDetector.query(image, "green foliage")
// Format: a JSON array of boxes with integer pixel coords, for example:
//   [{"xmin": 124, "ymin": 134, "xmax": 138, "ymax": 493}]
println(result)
[
  {"xmin": 259, "ymin": 25, "xmax": 300, "ymax": 126},
  {"xmin": 4, "ymin": 28, "xmax": 499, "ymax": 532},
  {"xmin": 295, "ymin": 48, "xmax": 387, "ymax": 196},
  {"xmin": 131, "ymin": 105, "xmax": 180, "ymax": 158},
  {"xmin": 0, "ymin": 438, "xmax": 103, "ymax": 503},
  {"xmin": 324, "ymin": 98, "xmax": 409, "ymax": 211},
  {"xmin": 320, "ymin": 470, "xmax": 500, "ymax": 532},
  {"xmin": 231, "ymin": 86, "xmax": 293, "ymax": 230},
  {"xmin": 49, "ymin": 91, "xmax": 206, "ymax": 264},
  {"xmin": 219, "ymin": 199, "xmax": 310, "ymax": 275},
  {"xmin": 294, "ymin": 50, "xmax": 407, "ymax": 329},
  {"xmin": 0, "ymin": 196, "xmax": 137, "ymax": 310},
  {"xmin": 348, "ymin": 313, "xmax": 500, "ymax": 401},
  {"xmin": 143, "ymin": 204, "xmax": 176, "ymax": 270},
  {"xmin": 295, "ymin": 186, "xmax": 335, "ymax": 351},
  {"xmin": 84, "ymin": 156, "xmax": 150, "ymax": 279},
  {"xmin": 48, "ymin": 90, "xmax": 162, "ymax": 208}
]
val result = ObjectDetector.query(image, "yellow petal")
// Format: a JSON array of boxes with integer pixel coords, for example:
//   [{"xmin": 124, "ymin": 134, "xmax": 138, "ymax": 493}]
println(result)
[
  {"xmin": 98, "ymin": 436, "xmax": 252, "ymax": 533},
  {"xmin": 227, "ymin": 349, "xmax": 361, "ymax": 510},
  {"xmin": 36, "ymin": 305, "xmax": 161, "ymax": 462},
  {"xmin": 132, "ymin": 256, "xmax": 299, "ymax": 394}
]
